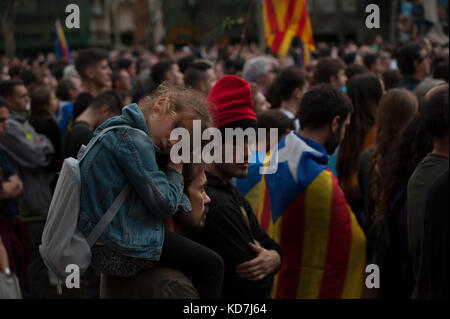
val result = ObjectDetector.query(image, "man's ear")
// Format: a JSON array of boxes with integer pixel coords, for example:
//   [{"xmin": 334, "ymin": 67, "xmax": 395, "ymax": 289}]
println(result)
[
  {"xmin": 330, "ymin": 115, "xmax": 341, "ymax": 134},
  {"xmin": 85, "ymin": 67, "xmax": 95, "ymax": 80},
  {"xmin": 165, "ymin": 71, "xmax": 173, "ymax": 82},
  {"xmin": 100, "ymin": 104, "xmax": 110, "ymax": 115},
  {"xmin": 4, "ymin": 96, "xmax": 12, "ymax": 106},
  {"xmin": 292, "ymin": 87, "xmax": 302, "ymax": 100},
  {"xmin": 198, "ymin": 81, "xmax": 207, "ymax": 93},
  {"xmin": 329, "ymin": 75, "xmax": 337, "ymax": 85}
]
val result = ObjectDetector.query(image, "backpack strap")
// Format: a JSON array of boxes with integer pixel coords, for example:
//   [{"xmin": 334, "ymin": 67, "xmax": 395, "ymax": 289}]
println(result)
[
  {"xmin": 78, "ymin": 125, "xmax": 133, "ymax": 247},
  {"xmin": 86, "ymin": 183, "xmax": 132, "ymax": 247},
  {"xmin": 78, "ymin": 125, "xmax": 129, "ymax": 162}
]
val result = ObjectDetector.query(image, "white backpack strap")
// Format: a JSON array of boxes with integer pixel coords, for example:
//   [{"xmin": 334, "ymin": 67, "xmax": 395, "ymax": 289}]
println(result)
[
  {"xmin": 78, "ymin": 125, "xmax": 129, "ymax": 162},
  {"xmin": 86, "ymin": 182, "xmax": 132, "ymax": 247}
]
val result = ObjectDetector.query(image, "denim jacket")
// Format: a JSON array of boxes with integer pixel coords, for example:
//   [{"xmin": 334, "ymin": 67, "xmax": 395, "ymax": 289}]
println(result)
[{"xmin": 77, "ymin": 103, "xmax": 191, "ymax": 260}]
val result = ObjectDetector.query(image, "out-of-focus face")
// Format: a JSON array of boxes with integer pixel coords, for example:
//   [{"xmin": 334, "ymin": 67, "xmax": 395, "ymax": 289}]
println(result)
[
  {"xmin": 0, "ymin": 66, "xmax": 10, "ymax": 81},
  {"xmin": 169, "ymin": 63, "xmax": 184, "ymax": 86},
  {"xmin": 336, "ymin": 69, "xmax": 348, "ymax": 89},
  {"xmin": 0, "ymin": 107, "xmax": 9, "ymax": 138},
  {"xmin": 324, "ymin": 114, "xmax": 350, "ymax": 154},
  {"xmin": 204, "ymin": 68, "xmax": 217, "ymax": 94},
  {"xmin": 253, "ymin": 91, "xmax": 271, "ymax": 115},
  {"xmin": 92, "ymin": 59, "xmax": 112, "ymax": 88},
  {"xmin": 49, "ymin": 91, "xmax": 59, "ymax": 113},
  {"xmin": 118, "ymin": 69, "xmax": 132, "ymax": 94},
  {"xmin": 417, "ymin": 48, "xmax": 431, "ymax": 78},
  {"xmin": 216, "ymin": 138, "xmax": 251, "ymax": 179},
  {"xmin": 177, "ymin": 170, "xmax": 211, "ymax": 230},
  {"xmin": 6, "ymin": 85, "xmax": 29, "ymax": 111}
]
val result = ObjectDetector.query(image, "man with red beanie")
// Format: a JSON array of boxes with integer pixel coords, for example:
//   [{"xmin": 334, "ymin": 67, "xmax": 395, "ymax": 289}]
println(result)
[{"xmin": 192, "ymin": 75, "xmax": 282, "ymax": 299}]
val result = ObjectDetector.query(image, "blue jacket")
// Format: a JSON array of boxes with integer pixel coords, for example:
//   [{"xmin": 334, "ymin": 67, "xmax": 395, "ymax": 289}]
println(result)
[{"xmin": 77, "ymin": 103, "xmax": 191, "ymax": 260}]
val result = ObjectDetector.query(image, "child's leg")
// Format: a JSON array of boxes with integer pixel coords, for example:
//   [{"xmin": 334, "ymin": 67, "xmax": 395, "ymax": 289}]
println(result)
[{"xmin": 158, "ymin": 231, "xmax": 224, "ymax": 299}]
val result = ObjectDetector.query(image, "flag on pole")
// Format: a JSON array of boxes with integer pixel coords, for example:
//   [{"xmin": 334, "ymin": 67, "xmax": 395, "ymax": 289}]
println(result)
[
  {"xmin": 55, "ymin": 20, "xmax": 73, "ymax": 63},
  {"xmin": 263, "ymin": 0, "xmax": 315, "ymax": 57}
]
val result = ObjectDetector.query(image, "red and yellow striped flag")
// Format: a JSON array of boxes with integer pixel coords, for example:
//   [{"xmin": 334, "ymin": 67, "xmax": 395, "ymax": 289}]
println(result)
[
  {"xmin": 263, "ymin": 0, "xmax": 315, "ymax": 56},
  {"xmin": 236, "ymin": 132, "xmax": 366, "ymax": 299}
]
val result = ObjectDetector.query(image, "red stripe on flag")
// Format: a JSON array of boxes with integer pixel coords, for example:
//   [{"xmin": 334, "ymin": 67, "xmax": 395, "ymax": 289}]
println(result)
[
  {"xmin": 264, "ymin": 0, "xmax": 280, "ymax": 34},
  {"xmin": 260, "ymin": 183, "xmax": 271, "ymax": 230},
  {"xmin": 296, "ymin": 2, "xmax": 308, "ymax": 38},
  {"xmin": 275, "ymin": 192, "xmax": 306, "ymax": 298},
  {"xmin": 270, "ymin": 32, "xmax": 286, "ymax": 55},
  {"xmin": 318, "ymin": 172, "xmax": 352, "ymax": 298},
  {"xmin": 284, "ymin": 0, "xmax": 297, "ymax": 29}
]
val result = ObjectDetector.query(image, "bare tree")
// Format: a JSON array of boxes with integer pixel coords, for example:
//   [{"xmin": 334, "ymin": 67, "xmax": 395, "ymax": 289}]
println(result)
[{"xmin": 1, "ymin": 0, "xmax": 20, "ymax": 59}]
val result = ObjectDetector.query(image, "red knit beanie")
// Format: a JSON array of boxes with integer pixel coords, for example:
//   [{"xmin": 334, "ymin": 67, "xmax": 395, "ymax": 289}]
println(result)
[{"xmin": 207, "ymin": 75, "xmax": 257, "ymax": 129}]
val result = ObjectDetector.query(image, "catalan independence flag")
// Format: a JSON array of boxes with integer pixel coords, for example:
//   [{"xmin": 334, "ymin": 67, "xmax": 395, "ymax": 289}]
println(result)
[
  {"xmin": 55, "ymin": 20, "xmax": 73, "ymax": 63},
  {"xmin": 263, "ymin": 0, "xmax": 315, "ymax": 58},
  {"xmin": 236, "ymin": 132, "xmax": 366, "ymax": 299}
]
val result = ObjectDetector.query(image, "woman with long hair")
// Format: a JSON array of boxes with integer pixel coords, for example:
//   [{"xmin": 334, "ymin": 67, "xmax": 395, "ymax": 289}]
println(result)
[
  {"xmin": 359, "ymin": 88, "xmax": 419, "ymax": 233},
  {"xmin": 337, "ymin": 73, "xmax": 383, "ymax": 219},
  {"xmin": 366, "ymin": 115, "xmax": 433, "ymax": 298}
]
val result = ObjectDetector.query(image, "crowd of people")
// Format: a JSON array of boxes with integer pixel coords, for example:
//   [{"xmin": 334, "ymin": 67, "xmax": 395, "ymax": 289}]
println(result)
[{"xmin": 0, "ymin": 32, "xmax": 448, "ymax": 299}]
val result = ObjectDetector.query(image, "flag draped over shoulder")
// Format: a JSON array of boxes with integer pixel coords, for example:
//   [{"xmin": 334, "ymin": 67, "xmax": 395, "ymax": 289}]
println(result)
[
  {"xmin": 237, "ymin": 132, "xmax": 366, "ymax": 299},
  {"xmin": 55, "ymin": 20, "xmax": 72, "ymax": 63},
  {"xmin": 263, "ymin": 0, "xmax": 315, "ymax": 57}
]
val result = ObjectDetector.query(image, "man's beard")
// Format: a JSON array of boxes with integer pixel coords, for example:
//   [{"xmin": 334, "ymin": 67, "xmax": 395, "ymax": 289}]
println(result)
[{"xmin": 324, "ymin": 130, "xmax": 342, "ymax": 155}]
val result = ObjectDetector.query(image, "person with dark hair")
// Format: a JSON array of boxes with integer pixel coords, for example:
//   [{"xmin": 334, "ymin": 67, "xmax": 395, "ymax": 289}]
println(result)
[
  {"xmin": 55, "ymin": 78, "xmax": 81, "ymax": 137},
  {"xmin": 177, "ymin": 55, "xmax": 196, "ymax": 74},
  {"xmin": 72, "ymin": 48, "xmax": 112, "ymax": 119},
  {"xmin": 29, "ymin": 86, "xmax": 62, "ymax": 186},
  {"xmin": 337, "ymin": 73, "xmax": 383, "ymax": 218},
  {"xmin": 192, "ymin": 75, "xmax": 282, "ymax": 299},
  {"xmin": 408, "ymin": 83, "xmax": 449, "ymax": 298},
  {"xmin": 117, "ymin": 58, "xmax": 137, "ymax": 91},
  {"xmin": 99, "ymin": 164, "xmax": 214, "ymax": 299},
  {"xmin": 112, "ymin": 69, "xmax": 132, "ymax": 105},
  {"xmin": 19, "ymin": 70, "xmax": 42, "ymax": 98},
  {"xmin": 243, "ymin": 84, "xmax": 366, "ymax": 298},
  {"xmin": 433, "ymin": 62, "xmax": 449, "ymax": 82},
  {"xmin": 359, "ymin": 89, "xmax": 419, "ymax": 234},
  {"xmin": 363, "ymin": 53, "xmax": 382, "ymax": 74},
  {"xmin": 346, "ymin": 63, "xmax": 368, "ymax": 82},
  {"xmin": 0, "ymin": 98, "xmax": 30, "ymax": 296},
  {"xmin": 314, "ymin": 57, "xmax": 348, "ymax": 89},
  {"xmin": 184, "ymin": 62, "xmax": 217, "ymax": 95},
  {"xmin": 269, "ymin": 67, "xmax": 308, "ymax": 131},
  {"xmin": 363, "ymin": 114, "xmax": 433, "ymax": 299},
  {"xmin": 0, "ymin": 80, "xmax": 54, "ymax": 299},
  {"xmin": 396, "ymin": 43, "xmax": 430, "ymax": 91},
  {"xmin": 382, "ymin": 69, "xmax": 403, "ymax": 90},
  {"xmin": 8, "ymin": 66, "xmax": 21, "ymax": 81},
  {"xmin": 117, "ymin": 58, "xmax": 136, "ymax": 78},
  {"xmin": 63, "ymin": 90, "xmax": 123, "ymax": 159},
  {"xmin": 151, "ymin": 61, "xmax": 184, "ymax": 91},
  {"xmin": 235, "ymin": 109, "xmax": 294, "ymax": 213}
]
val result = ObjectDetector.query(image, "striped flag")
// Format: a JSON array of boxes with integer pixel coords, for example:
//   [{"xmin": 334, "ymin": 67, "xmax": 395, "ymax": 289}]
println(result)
[
  {"xmin": 55, "ymin": 20, "xmax": 73, "ymax": 63},
  {"xmin": 236, "ymin": 132, "xmax": 366, "ymax": 299},
  {"xmin": 263, "ymin": 0, "xmax": 315, "ymax": 57}
]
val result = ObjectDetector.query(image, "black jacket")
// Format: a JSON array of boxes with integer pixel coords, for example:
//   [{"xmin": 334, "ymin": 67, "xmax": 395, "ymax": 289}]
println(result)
[{"xmin": 193, "ymin": 172, "xmax": 282, "ymax": 299}]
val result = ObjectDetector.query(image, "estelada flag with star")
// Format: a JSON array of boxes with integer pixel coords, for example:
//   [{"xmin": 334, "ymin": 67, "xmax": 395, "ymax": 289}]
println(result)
[
  {"xmin": 236, "ymin": 131, "xmax": 366, "ymax": 298},
  {"xmin": 263, "ymin": 0, "xmax": 315, "ymax": 60}
]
